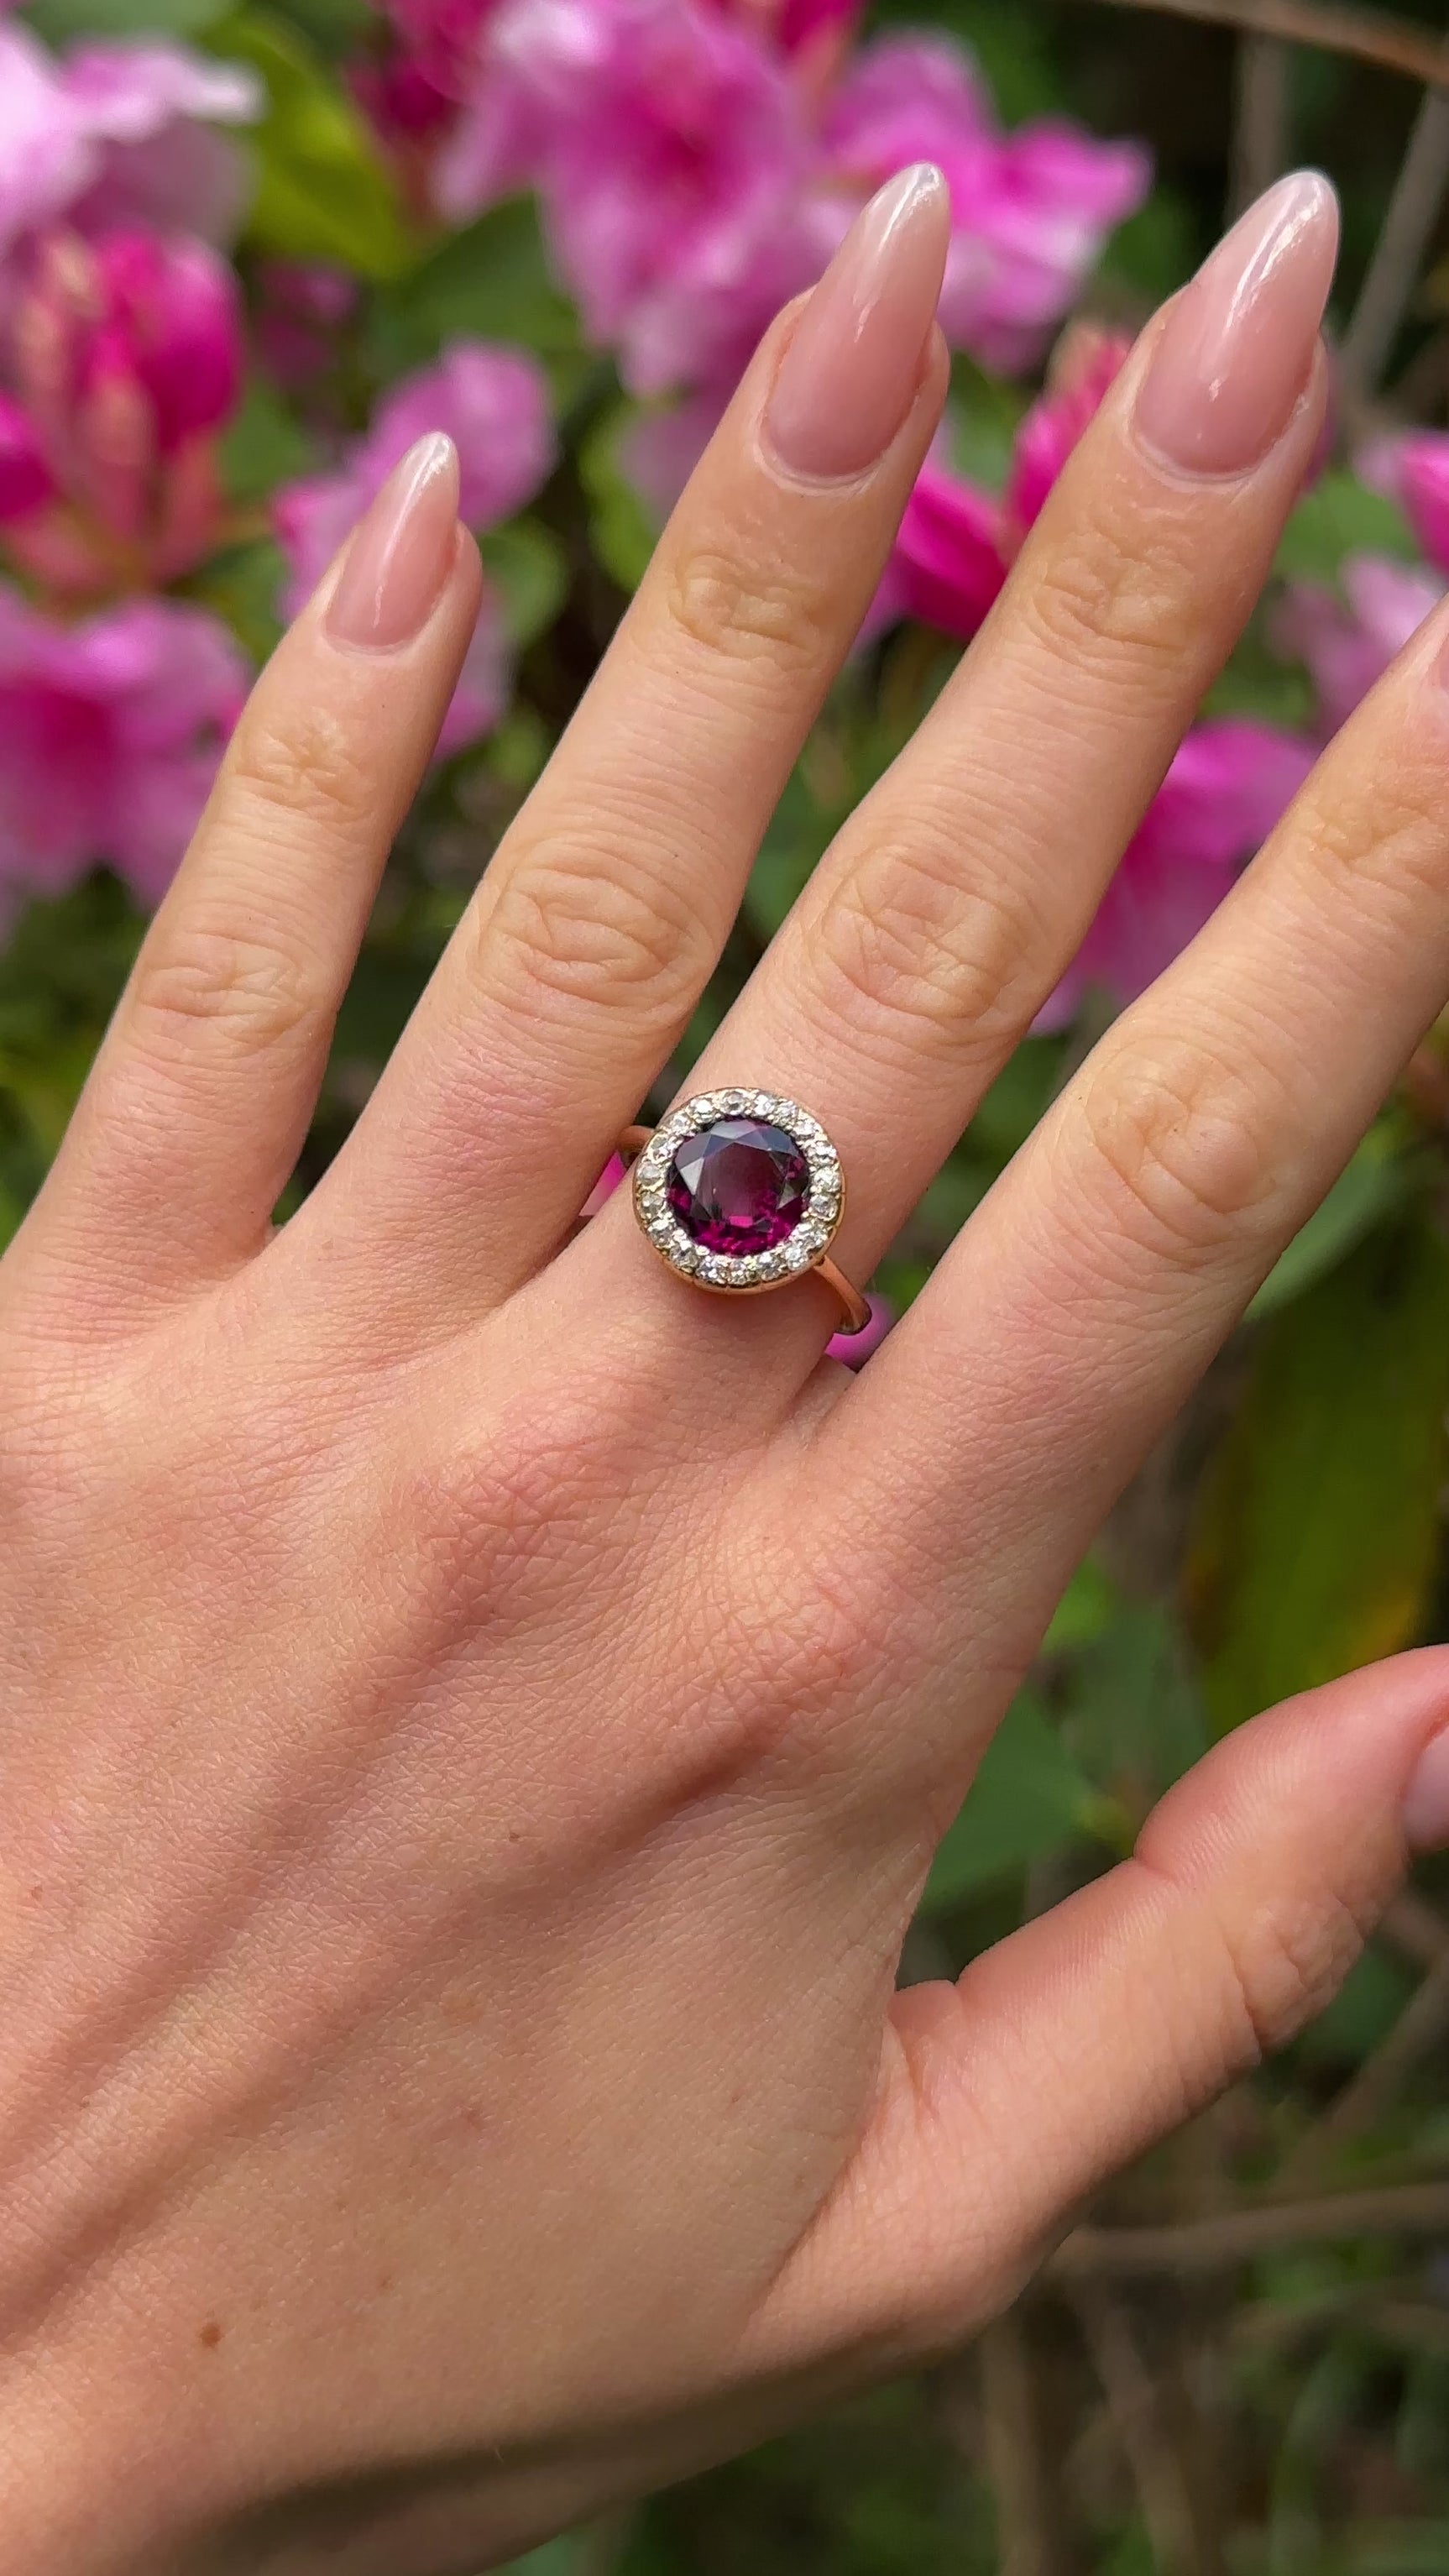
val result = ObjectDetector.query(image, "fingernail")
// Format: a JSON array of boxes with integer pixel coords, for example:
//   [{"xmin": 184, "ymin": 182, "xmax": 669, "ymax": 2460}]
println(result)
[
  {"xmin": 326, "ymin": 432, "xmax": 460, "ymax": 650},
  {"xmin": 764, "ymin": 164, "xmax": 949, "ymax": 480},
  {"xmin": 1134, "ymin": 171, "xmax": 1338, "ymax": 477},
  {"xmin": 1404, "ymin": 1724, "xmax": 1449, "ymax": 1851}
]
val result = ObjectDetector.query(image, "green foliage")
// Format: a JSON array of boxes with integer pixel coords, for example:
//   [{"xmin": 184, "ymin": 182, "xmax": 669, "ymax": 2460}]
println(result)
[
  {"xmin": 27, "ymin": 0, "xmax": 228, "ymax": 34},
  {"xmin": 1248, "ymin": 1123, "xmax": 1423, "ymax": 1320},
  {"xmin": 579, "ymin": 406, "xmax": 660, "ymax": 594},
  {"xmin": 219, "ymin": 377, "xmax": 322, "ymax": 506},
  {"xmin": 1189, "ymin": 1218, "xmax": 1449, "ymax": 1734},
  {"xmin": 921, "ymin": 1689, "xmax": 1101, "ymax": 1911},
  {"xmin": 367, "ymin": 199, "xmax": 583, "ymax": 388},
  {"xmin": 1276, "ymin": 469, "xmax": 1421, "ymax": 585},
  {"xmin": 479, "ymin": 519, "xmax": 568, "ymax": 648},
  {"xmin": 210, "ymin": 10, "xmax": 413, "ymax": 276}
]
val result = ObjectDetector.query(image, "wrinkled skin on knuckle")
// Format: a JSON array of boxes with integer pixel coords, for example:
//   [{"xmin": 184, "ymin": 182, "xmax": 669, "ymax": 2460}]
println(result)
[
  {"xmin": 808, "ymin": 837, "xmax": 1046, "ymax": 1070},
  {"xmin": 481, "ymin": 835, "xmax": 715, "ymax": 1035},
  {"xmin": 1073, "ymin": 1038, "xmax": 1281, "ymax": 1269},
  {"xmin": 665, "ymin": 537, "xmax": 839, "ymax": 681},
  {"xmin": 1211, "ymin": 1883, "xmax": 1380, "ymax": 2067},
  {"xmin": 228, "ymin": 696, "xmax": 380, "ymax": 847},
  {"xmin": 1019, "ymin": 505, "xmax": 1211, "ymax": 687},
  {"xmin": 1295, "ymin": 756, "xmax": 1449, "ymax": 924},
  {"xmin": 128, "ymin": 917, "xmax": 322, "ymax": 1061}
]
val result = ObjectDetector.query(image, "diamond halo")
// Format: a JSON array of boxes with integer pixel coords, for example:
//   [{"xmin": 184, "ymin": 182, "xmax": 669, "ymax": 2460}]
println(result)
[{"xmin": 630, "ymin": 1089, "xmax": 845, "ymax": 1295}]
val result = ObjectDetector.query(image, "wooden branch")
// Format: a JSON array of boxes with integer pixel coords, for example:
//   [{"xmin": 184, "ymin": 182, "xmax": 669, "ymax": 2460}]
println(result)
[
  {"xmin": 1231, "ymin": 34, "xmax": 1291, "ymax": 213},
  {"xmin": 978, "ymin": 2312, "xmax": 1075, "ymax": 2576},
  {"xmin": 1342, "ymin": 73, "xmax": 1449, "ymax": 399},
  {"xmin": 1049, "ymin": 2179, "xmax": 1449, "ymax": 2278},
  {"xmin": 1071, "ymin": 0, "xmax": 1449, "ymax": 92},
  {"xmin": 1073, "ymin": 2291, "xmax": 1220, "ymax": 2574}
]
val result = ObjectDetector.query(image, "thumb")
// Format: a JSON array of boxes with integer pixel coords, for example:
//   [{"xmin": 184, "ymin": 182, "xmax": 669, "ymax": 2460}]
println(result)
[{"xmin": 752, "ymin": 1647, "xmax": 1449, "ymax": 2372}]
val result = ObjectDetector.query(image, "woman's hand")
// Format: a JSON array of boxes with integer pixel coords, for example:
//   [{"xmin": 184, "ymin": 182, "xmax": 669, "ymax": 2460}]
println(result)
[{"xmin": 5, "ymin": 161, "xmax": 1449, "ymax": 2575}]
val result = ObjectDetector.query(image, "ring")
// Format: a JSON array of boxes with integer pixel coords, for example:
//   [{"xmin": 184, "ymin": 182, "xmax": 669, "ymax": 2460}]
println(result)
[{"xmin": 620, "ymin": 1089, "xmax": 870, "ymax": 1336}]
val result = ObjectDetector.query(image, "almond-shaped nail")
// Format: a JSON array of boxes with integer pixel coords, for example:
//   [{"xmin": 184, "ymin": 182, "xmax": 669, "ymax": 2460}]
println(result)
[
  {"xmin": 326, "ymin": 432, "xmax": 460, "ymax": 650},
  {"xmin": 764, "ymin": 163, "xmax": 949, "ymax": 480},
  {"xmin": 1134, "ymin": 171, "xmax": 1339, "ymax": 477}
]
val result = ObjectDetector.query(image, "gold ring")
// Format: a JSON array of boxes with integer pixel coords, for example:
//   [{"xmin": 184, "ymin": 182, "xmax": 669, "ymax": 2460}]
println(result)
[{"xmin": 617, "ymin": 1090, "xmax": 869, "ymax": 1336}]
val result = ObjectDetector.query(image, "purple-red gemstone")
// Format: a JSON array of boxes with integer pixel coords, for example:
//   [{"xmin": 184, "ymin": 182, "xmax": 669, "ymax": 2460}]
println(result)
[{"xmin": 667, "ymin": 1117, "xmax": 810, "ymax": 1255}]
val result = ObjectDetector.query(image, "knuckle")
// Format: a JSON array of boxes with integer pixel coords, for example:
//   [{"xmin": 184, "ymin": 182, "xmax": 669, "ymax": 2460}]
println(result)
[
  {"xmin": 666, "ymin": 539, "xmax": 834, "ymax": 678},
  {"xmin": 1022, "ymin": 511, "xmax": 1199, "ymax": 682},
  {"xmin": 1215, "ymin": 1885, "xmax": 1374, "ymax": 2064},
  {"xmin": 484, "ymin": 835, "xmax": 714, "ymax": 1029},
  {"xmin": 129, "ymin": 918, "xmax": 320, "ymax": 1059},
  {"xmin": 809, "ymin": 837, "xmax": 1045, "ymax": 1068},
  {"xmin": 1075, "ymin": 1039, "xmax": 1279, "ymax": 1264},
  {"xmin": 1300, "ymin": 767, "xmax": 1449, "ymax": 915},
  {"xmin": 228, "ymin": 700, "xmax": 379, "ymax": 845}
]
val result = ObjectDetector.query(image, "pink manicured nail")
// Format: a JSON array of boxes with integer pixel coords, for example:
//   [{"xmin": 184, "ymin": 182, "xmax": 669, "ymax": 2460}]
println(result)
[
  {"xmin": 326, "ymin": 432, "xmax": 460, "ymax": 649},
  {"xmin": 1404, "ymin": 1724, "xmax": 1449, "ymax": 1851},
  {"xmin": 1134, "ymin": 171, "xmax": 1338, "ymax": 476},
  {"xmin": 764, "ymin": 163, "xmax": 949, "ymax": 480}
]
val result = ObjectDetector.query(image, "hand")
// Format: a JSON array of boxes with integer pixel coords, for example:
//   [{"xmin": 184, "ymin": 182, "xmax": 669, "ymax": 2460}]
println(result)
[{"xmin": 5, "ymin": 161, "xmax": 1449, "ymax": 2575}]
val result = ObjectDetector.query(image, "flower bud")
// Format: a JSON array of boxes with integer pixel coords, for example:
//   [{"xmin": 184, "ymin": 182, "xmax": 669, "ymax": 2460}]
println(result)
[
  {"xmin": 3, "ymin": 223, "xmax": 242, "ymax": 589},
  {"xmin": 0, "ymin": 392, "xmax": 54, "ymax": 522}
]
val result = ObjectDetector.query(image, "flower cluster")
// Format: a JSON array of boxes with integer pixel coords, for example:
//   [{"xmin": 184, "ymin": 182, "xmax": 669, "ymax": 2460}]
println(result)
[{"xmin": 5, "ymin": 0, "xmax": 1435, "ymax": 1044}]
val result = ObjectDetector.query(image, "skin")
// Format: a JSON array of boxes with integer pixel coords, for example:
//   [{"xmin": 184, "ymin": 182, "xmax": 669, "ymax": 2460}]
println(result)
[{"xmin": 5, "ymin": 248, "xmax": 1449, "ymax": 2576}]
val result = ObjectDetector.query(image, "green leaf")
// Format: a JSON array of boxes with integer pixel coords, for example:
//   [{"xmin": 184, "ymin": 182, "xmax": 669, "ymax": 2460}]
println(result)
[
  {"xmin": 27, "ymin": 0, "xmax": 228, "ymax": 35},
  {"xmin": 218, "ymin": 375, "xmax": 318, "ymax": 506},
  {"xmin": 919, "ymin": 1690, "xmax": 1096, "ymax": 1912},
  {"xmin": 1188, "ymin": 1217, "xmax": 1449, "ymax": 1736},
  {"xmin": 1248, "ymin": 1125, "xmax": 1420, "ymax": 1319},
  {"xmin": 209, "ymin": 10, "xmax": 412, "ymax": 278},
  {"xmin": 368, "ymin": 197, "xmax": 579, "ymax": 380},
  {"xmin": 1275, "ymin": 469, "xmax": 1420, "ymax": 585},
  {"xmin": 478, "ymin": 519, "xmax": 568, "ymax": 650},
  {"xmin": 183, "ymin": 537, "xmax": 284, "ymax": 662},
  {"xmin": 1042, "ymin": 1556, "xmax": 1117, "ymax": 1654},
  {"xmin": 1060, "ymin": 1600, "xmax": 1208, "ymax": 1809},
  {"xmin": 579, "ymin": 405, "xmax": 658, "ymax": 595}
]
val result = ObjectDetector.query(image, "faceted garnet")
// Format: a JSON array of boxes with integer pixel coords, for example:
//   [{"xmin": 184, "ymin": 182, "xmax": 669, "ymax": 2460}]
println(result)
[{"xmin": 666, "ymin": 1117, "xmax": 810, "ymax": 1256}]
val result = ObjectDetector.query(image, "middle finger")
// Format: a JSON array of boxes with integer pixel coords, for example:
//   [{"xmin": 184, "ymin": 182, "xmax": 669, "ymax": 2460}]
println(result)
[{"xmin": 626, "ymin": 172, "xmax": 1338, "ymax": 1369}]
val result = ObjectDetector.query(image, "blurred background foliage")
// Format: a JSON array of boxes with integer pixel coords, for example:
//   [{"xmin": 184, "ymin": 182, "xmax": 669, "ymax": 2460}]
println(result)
[{"xmin": 7, "ymin": 0, "xmax": 1449, "ymax": 2562}]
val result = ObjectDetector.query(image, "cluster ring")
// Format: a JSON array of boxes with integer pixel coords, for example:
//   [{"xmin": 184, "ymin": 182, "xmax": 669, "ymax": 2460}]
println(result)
[{"xmin": 620, "ymin": 1089, "xmax": 869, "ymax": 1335}]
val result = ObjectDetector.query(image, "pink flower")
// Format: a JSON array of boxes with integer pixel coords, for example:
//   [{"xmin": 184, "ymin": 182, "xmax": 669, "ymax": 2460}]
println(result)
[
  {"xmin": 0, "ymin": 391, "xmax": 52, "ymax": 522},
  {"xmin": 1272, "ymin": 551, "xmax": 1445, "ymax": 735},
  {"xmin": 0, "ymin": 227, "xmax": 243, "ymax": 590},
  {"xmin": 275, "ymin": 342, "xmax": 555, "ymax": 753},
  {"xmin": 439, "ymin": 0, "xmax": 814, "ymax": 395},
  {"xmin": 866, "ymin": 323, "xmax": 1129, "ymax": 645},
  {"xmin": 253, "ymin": 260, "xmax": 359, "ymax": 389},
  {"xmin": 60, "ymin": 42, "xmax": 261, "ymax": 246},
  {"xmin": 0, "ymin": 584, "xmax": 246, "ymax": 910},
  {"xmin": 872, "ymin": 460, "xmax": 1005, "ymax": 641},
  {"xmin": 1004, "ymin": 321, "xmax": 1132, "ymax": 541},
  {"xmin": 819, "ymin": 37, "xmax": 1149, "ymax": 373},
  {"xmin": 0, "ymin": 26, "xmax": 96, "ymax": 255},
  {"xmin": 0, "ymin": 29, "xmax": 259, "ymax": 257},
  {"xmin": 1359, "ymin": 429, "xmax": 1449, "ymax": 579},
  {"xmin": 1038, "ymin": 720, "xmax": 1316, "ymax": 1026}
]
